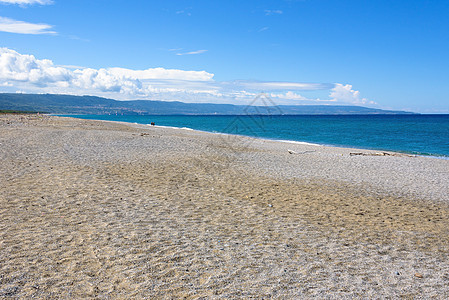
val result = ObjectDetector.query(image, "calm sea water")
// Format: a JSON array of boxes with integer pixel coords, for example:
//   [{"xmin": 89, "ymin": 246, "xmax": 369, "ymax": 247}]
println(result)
[{"xmin": 62, "ymin": 114, "xmax": 449, "ymax": 158}]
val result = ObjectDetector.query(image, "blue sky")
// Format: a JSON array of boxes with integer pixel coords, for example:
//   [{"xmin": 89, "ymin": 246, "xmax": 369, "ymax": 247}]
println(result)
[{"xmin": 0, "ymin": 0, "xmax": 448, "ymax": 113}]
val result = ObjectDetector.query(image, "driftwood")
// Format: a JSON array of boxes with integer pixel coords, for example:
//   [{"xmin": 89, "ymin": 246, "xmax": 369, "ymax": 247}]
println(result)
[
  {"xmin": 288, "ymin": 149, "xmax": 317, "ymax": 155},
  {"xmin": 349, "ymin": 152, "xmax": 415, "ymax": 157}
]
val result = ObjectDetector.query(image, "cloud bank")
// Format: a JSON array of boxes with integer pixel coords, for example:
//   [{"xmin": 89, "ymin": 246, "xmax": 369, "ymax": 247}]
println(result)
[{"xmin": 0, "ymin": 48, "xmax": 372, "ymax": 105}]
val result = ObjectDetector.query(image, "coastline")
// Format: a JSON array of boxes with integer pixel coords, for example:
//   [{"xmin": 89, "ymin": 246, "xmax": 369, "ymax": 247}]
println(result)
[
  {"xmin": 161, "ymin": 124, "xmax": 449, "ymax": 161},
  {"xmin": 56, "ymin": 114, "xmax": 449, "ymax": 159},
  {"xmin": 1, "ymin": 114, "xmax": 449, "ymax": 298}
]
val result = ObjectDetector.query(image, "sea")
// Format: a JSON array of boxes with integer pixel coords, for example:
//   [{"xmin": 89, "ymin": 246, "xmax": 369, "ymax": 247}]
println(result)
[{"xmin": 60, "ymin": 114, "xmax": 449, "ymax": 158}]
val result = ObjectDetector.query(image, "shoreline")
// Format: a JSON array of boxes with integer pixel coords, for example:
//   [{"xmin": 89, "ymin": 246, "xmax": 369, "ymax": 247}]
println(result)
[
  {"xmin": 162, "ymin": 124, "xmax": 449, "ymax": 161},
  {"xmin": 57, "ymin": 114, "xmax": 449, "ymax": 159},
  {"xmin": 2, "ymin": 114, "xmax": 449, "ymax": 298}
]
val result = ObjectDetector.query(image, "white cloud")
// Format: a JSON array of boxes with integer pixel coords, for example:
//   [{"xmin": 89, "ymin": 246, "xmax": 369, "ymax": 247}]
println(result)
[
  {"xmin": 175, "ymin": 7, "xmax": 192, "ymax": 16},
  {"xmin": 0, "ymin": 17, "xmax": 56, "ymax": 34},
  {"xmin": 0, "ymin": 47, "xmax": 69, "ymax": 84},
  {"xmin": 330, "ymin": 83, "xmax": 375, "ymax": 105},
  {"xmin": 265, "ymin": 10, "xmax": 283, "ymax": 15},
  {"xmin": 176, "ymin": 10, "xmax": 191, "ymax": 16},
  {"xmin": 236, "ymin": 80, "xmax": 332, "ymax": 91},
  {"xmin": 107, "ymin": 67, "xmax": 213, "ymax": 81},
  {"xmin": 0, "ymin": 48, "xmax": 374, "ymax": 105},
  {"xmin": 176, "ymin": 49, "xmax": 208, "ymax": 56},
  {"xmin": 269, "ymin": 91, "xmax": 339, "ymax": 105},
  {"xmin": 270, "ymin": 91, "xmax": 308, "ymax": 101},
  {"xmin": 0, "ymin": 0, "xmax": 52, "ymax": 5},
  {"xmin": 0, "ymin": 47, "xmax": 215, "ymax": 99}
]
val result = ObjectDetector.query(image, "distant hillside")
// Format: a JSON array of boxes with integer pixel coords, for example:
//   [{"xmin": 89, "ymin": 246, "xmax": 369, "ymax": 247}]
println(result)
[{"xmin": 0, "ymin": 93, "xmax": 416, "ymax": 115}]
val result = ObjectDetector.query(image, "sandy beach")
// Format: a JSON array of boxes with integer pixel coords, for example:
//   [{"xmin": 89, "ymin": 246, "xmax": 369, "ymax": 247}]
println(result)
[{"xmin": 1, "ymin": 114, "xmax": 449, "ymax": 298}]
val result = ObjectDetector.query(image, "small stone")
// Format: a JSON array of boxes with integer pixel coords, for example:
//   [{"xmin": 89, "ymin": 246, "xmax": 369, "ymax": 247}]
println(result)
[{"xmin": 414, "ymin": 273, "xmax": 423, "ymax": 278}]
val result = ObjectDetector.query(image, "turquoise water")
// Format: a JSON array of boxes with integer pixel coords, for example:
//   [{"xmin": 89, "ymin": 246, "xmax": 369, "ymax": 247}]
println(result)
[{"xmin": 61, "ymin": 114, "xmax": 449, "ymax": 158}]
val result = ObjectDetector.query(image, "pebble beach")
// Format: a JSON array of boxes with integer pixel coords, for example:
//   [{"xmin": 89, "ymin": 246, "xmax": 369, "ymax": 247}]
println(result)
[{"xmin": 1, "ymin": 114, "xmax": 449, "ymax": 298}]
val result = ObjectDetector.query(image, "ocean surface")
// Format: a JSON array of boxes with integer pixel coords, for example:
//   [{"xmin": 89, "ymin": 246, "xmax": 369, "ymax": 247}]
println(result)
[{"xmin": 61, "ymin": 114, "xmax": 449, "ymax": 158}]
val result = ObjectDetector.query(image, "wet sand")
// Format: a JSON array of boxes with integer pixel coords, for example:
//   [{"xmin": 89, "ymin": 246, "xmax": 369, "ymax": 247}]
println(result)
[{"xmin": 1, "ymin": 114, "xmax": 449, "ymax": 298}]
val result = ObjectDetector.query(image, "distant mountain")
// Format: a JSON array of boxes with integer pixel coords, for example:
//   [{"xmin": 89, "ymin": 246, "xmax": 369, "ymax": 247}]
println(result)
[{"xmin": 0, "ymin": 93, "xmax": 416, "ymax": 115}]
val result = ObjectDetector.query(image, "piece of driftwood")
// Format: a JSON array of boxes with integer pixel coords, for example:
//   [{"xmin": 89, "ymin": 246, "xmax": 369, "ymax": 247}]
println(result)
[
  {"xmin": 349, "ymin": 152, "xmax": 415, "ymax": 157},
  {"xmin": 288, "ymin": 149, "xmax": 316, "ymax": 155}
]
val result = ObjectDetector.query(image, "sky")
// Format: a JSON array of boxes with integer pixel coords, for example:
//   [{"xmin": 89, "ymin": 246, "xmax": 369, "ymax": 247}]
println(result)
[{"xmin": 0, "ymin": 0, "xmax": 448, "ymax": 113}]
